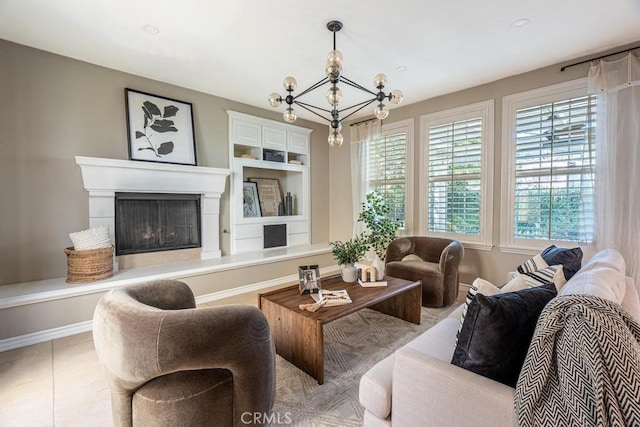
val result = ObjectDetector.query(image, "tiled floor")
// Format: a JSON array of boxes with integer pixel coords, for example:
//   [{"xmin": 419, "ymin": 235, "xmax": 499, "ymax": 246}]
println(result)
[{"xmin": 0, "ymin": 283, "xmax": 468, "ymax": 426}]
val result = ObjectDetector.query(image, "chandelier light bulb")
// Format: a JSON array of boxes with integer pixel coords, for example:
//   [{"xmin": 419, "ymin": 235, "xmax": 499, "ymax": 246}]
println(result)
[
  {"xmin": 328, "ymin": 131, "xmax": 344, "ymax": 147},
  {"xmin": 373, "ymin": 73, "xmax": 388, "ymax": 89},
  {"xmin": 268, "ymin": 93, "xmax": 282, "ymax": 108},
  {"xmin": 389, "ymin": 89, "xmax": 404, "ymax": 105},
  {"xmin": 283, "ymin": 77, "xmax": 297, "ymax": 92},
  {"xmin": 325, "ymin": 63, "xmax": 342, "ymax": 80},
  {"xmin": 327, "ymin": 50, "xmax": 343, "ymax": 67},
  {"xmin": 283, "ymin": 107, "xmax": 297, "ymax": 123},
  {"xmin": 374, "ymin": 104, "xmax": 389, "ymax": 120},
  {"xmin": 326, "ymin": 86, "xmax": 343, "ymax": 107}
]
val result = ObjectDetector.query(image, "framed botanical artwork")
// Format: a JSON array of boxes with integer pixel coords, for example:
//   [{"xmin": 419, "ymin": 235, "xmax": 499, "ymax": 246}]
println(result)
[
  {"xmin": 243, "ymin": 181, "xmax": 261, "ymax": 218},
  {"xmin": 298, "ymin": 265, "xmax": 321, "ymax": 295},
  {"xmin": 248, "ymin": 178, "xmax": 282, "ymax": 216},
  {"xmin": 125, "ymin": 88, "xmax": 197, "ymax": 165}
]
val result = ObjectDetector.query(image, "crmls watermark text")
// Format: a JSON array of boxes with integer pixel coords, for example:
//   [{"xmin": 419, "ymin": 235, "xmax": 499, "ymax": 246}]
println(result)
[{"xmin": 241, "ymin": 412, "xmax": 293, "ymax": 425}]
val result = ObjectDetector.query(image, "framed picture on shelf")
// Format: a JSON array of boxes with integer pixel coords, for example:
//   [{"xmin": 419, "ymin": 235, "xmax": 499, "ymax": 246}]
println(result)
[
  {"xmin": 249, "ymin": 178, "xmax": 282, "ymax": 216},
  {"xmin": 298, "ymin": 265, "xmax": 321, "ymax": 295},
  {"xmin": 125, "ymin": 88, "xmax": 197, "ymax": 166},
  {"xmin": 242, "ymin": 182, "xmax": 261, "ymax": 218}
]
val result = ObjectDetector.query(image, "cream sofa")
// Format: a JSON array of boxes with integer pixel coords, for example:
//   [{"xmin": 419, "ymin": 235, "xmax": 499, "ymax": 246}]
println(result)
[{"xmin": 359, "ymin": 249, "xmax": 640, "ymax": 427}]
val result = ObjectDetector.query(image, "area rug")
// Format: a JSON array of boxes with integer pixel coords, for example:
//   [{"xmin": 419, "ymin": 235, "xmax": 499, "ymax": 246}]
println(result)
[{"xmin": 270, "ymin": 304, "xmax": 460, "ymax": 426}]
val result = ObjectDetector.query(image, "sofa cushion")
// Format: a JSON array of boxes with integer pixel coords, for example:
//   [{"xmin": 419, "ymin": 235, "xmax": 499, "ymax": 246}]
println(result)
[
  {"xmin": 540, "ymin": 245, "xmax": 583, "ymax": 280},
  {"xmin": 359, "ymin": 317, "xmax": 461, "ymax": 420},
  {"xmin": 580, "ymin": 248, "xmax": 626, "ymax": 274},
  {"xmin": 559, "ymin": 264, "xmax": 626, "ymax": 304},
  {"xmin": 520, "ymin": 265, "xmax": 566, "ymax": 291},
  {"xmin": 451, "ymin": 283, "xmax": 557, "ymax": 387},
  {"xmin": 517, "ymin": 254, "xmax": 548, "ymax": 274},
  {"xmin": 621, "ymin": 277, "xmax": 640, "ymax": 323}
]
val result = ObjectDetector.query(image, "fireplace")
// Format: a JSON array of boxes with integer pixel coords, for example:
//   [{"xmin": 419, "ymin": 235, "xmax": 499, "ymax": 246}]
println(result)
[
  {"xmin": 75, "ymin": 156, "xmax": 229, "ymax": 260},
  {"xmin": 115, "ymin": 193, "xmax": 201, "ymax": 256}
]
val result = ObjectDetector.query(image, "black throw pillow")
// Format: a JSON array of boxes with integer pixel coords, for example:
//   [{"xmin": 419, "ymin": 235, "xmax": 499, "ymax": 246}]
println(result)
[
  {"xmin": 541, "ymin": 245, "xmax": 583, "ymax": 280},
  {"xmin": 451, "ymin": 282, "xmax": 557, "ymax": 387}
]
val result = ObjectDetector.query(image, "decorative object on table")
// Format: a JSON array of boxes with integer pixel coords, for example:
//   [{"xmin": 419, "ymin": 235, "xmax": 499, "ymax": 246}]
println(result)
[
  {"xmin": 358, "ymin": 265, "xmax": 387, "ymax": 287},
  {"xmin": 125, "ymin": 88, "xmax": 196, "ymax": 165},
  {"xmin": 249, "ymin": 178, "xmax": 282, "ymax": 216},
  {"xmin": 298, "ymin": 265, "xmax": 321, "ymax": 295},
  {"xmin": 310, "ymin": 289, "xmax": 352, "ymax": 306},
  {"xmin": 285, "ymin": 192, "xmax": 293, "ymax": 215},
  {"xmin": 267, "ymin": 20, "xmax": 403, "ymax": 148},
  {"xmin": 242, "ymin": 181, "xmax": 261, "ymax": 218},
  {"xmin": 65, "ymin": 225, "xmax": 114, "ymax": 284},
  {"xmin": 329, "ymin": 233, "xmax": 369, "ymax": 283},
  {"xmin": 358, "ymin": 191, "xmax": 401, "ymax": 262}
]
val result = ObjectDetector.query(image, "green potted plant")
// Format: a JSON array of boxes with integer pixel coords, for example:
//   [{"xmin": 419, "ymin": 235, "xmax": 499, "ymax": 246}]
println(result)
[
  {"xmin": 358, "ymin": 191, "xmax": 401, "ymax": 262},
  {"xmin": 329, "ymin": 233, "xmax": 369, "ymax": 282}
]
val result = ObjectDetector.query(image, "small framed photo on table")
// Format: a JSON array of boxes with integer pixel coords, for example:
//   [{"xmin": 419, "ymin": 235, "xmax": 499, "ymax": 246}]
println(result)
[
  {"xmin": 125, "ymin": 88, "xmax": 197, "ymax": 166},
  {"xmin": 298, "ymin": 265, "xmax": 321, "ymax": 295}
]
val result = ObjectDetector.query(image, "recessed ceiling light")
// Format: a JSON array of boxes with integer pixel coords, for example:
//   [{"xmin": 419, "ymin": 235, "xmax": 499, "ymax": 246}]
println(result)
[
  {"xmin": 511, "ymin": 18, "xmax": 529, "ymax": 28},
  {"xmin": 396, "ymin": 65, "xmax": 408, "ymax": 72},
  {"xmin": 143, "ymin": 24, "xmax": 160, "ymax": 35}
]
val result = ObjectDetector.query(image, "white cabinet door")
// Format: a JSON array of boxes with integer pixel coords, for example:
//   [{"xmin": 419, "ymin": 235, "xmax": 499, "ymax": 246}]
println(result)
[
  {"xmin": 287, "ymin": 132, "xmax": 309, "ymax": 154},
  {"xmin": 231, "ymin": 117, "xmax": 261, "ymax": 147},
  {"xmin": 262, "ymin": 126, "xmax": 287, "ymax": 150}
]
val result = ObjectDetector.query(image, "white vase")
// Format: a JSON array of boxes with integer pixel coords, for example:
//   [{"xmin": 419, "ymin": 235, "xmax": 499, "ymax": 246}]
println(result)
[
  {"xmin": 341, "ymin": 264, "xmax": 358, "ymax": 283},
  {"xmin": 371, "ymin": 255, "xmax": 385, "ymax": 281}
]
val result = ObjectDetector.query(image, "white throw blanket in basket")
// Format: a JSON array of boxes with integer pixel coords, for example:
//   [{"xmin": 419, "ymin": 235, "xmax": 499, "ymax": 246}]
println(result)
[{"xmin": 69, "ymin": 225, "xmax": 112, "ymax": 251}]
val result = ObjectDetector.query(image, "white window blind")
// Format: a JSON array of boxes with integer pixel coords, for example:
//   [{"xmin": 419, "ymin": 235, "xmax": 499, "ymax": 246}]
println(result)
[
  {"xmin": 513, "ymin": 94, "xmax": 596, "ymax": 242},
  {"xmin": 367, "ymin": 131, "xmax": 407, "ymax": 227},
  {"xmin": 427, "ymin": 118, "xmax": 482, "ymax": 235}
]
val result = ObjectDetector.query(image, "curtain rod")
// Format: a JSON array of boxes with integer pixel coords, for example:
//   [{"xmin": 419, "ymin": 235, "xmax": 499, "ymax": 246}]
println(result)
[
  {"xmin": 560, "ymin": 45, "xmax": 640, "ymax": 72},
  {"xmin": 349, "ymin": 117, "xmax": 379, "ymax": 127}
]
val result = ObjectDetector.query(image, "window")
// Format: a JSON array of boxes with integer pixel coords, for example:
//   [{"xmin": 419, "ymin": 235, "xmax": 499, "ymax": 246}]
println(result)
[
  {"xmin": 420, "ymin": 101, "xmax": 494, "ymax": 249},
  {"xmin": 501, "ymin": 79, "xmax": 596, "ymax": 251},
  {"xmin": 365, "ymin": 119, "xmax": 414, "ymax": 231}
]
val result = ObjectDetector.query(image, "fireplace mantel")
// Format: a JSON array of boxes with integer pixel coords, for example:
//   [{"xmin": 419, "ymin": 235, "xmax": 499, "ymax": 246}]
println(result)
[{"xmin": 75, "ymin": 156, "xmax": 230, "ymax": 259}]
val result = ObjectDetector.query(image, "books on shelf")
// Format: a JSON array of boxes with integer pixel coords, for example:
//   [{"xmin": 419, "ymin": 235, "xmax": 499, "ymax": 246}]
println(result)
[
  {"xmin": 358, "ymin": 279, "xmax": 388, "ymax": 287},
  {"xmin": 311, "ymin": 289, "xmax": 352, "ymax": 306}
]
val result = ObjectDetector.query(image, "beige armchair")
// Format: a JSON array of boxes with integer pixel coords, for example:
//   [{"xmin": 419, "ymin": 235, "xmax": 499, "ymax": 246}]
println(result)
[
  {"xmin": 93, "ymin": 280, "xmax": 275, "ymax": 427},
  {"xmin": 385, "ymin": 237, "xmax": 464, "ymax": 307}
]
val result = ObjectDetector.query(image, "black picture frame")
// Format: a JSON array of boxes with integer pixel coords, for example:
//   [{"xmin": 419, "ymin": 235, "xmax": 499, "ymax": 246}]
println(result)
[
  {"xmin": 243, "ymin": 181, "xmax": 261, "ymax": 218},
  {"xmin": 125, "ymin": 88, "xmax": 197, "ymax": 166},
  {"xmin": 298, "ymin": 265, "xmax": 321, "ymax": 295}
]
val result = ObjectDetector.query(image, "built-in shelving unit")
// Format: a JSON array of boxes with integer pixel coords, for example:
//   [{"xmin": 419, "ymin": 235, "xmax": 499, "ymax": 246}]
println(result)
[{"xmin": 228, "ymin": 111, "xmax": 312, "ymax": 254}]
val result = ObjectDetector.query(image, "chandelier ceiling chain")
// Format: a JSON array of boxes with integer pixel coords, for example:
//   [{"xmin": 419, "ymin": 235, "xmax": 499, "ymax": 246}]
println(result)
[{"xmin": 268, "ymin": 20, "xmax": 403, "ymax": 147}]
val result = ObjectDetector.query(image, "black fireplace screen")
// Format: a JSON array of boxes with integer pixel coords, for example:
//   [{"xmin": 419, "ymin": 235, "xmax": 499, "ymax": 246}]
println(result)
[{"xmin": 115, "ymin": 193, "xmax": 201, "ymax": 256}]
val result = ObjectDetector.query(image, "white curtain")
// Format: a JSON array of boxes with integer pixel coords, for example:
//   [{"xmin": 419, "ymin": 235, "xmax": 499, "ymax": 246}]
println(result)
[
  {"xmin": 588, "ymin": 52, "xmax": 640, "ymax": 283},
  {"xmin": 350, "ymin": 120, "xmax": 381, "ymax": 236}
]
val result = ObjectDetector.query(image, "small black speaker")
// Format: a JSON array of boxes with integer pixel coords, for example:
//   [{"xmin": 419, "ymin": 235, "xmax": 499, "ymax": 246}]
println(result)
[{"xmin": 264, "ymin": 224, "xmax": 287, "ymax": 249}]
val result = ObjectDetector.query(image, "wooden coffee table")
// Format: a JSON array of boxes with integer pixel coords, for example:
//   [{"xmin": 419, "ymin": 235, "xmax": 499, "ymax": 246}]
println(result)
[{"xmin": 258, "ymin": 275, "xmax": 422, "ymax": 384}]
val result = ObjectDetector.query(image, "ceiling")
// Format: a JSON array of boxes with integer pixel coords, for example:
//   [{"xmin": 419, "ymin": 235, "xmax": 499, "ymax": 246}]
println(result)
[{"xmin": 1, "ymin": 0, "xmax": 640, "ymax": 124}]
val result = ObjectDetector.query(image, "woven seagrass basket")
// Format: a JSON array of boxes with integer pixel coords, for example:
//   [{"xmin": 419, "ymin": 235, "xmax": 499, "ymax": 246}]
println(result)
[{"xmin": 64, "ymin": 246, "xmax": 114, "ymax": 284}]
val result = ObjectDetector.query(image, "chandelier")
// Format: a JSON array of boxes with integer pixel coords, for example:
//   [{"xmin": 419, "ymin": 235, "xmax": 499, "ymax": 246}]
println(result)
[{"xmin": 268, "ymin": 20, "xmax": 403, "ymax": 147}]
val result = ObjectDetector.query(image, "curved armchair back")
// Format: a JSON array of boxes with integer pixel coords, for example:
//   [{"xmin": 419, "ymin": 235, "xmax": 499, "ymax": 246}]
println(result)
[
  {"xmin": 386, "ymin": 237, "xmax": 464, "ymax": 306},
  {"xmin": 93, "ymin": 280, "xmax": 275, "ymax": 426}
]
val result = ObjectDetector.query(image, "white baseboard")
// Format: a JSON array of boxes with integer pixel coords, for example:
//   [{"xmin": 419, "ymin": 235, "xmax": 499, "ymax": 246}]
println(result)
[
  {"xmin": 0, "ymin": 265, "xmax": 341, "ymax": 353},
  {"xmin": 0, "ymin": 320, "xmax": 93, "ymax": 353}
]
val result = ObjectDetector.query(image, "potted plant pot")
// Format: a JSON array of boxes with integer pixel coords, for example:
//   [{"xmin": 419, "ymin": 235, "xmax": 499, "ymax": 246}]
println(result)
[{"xmin": 341, "ymin": 264, "xmax": 358, "ymax": 283}]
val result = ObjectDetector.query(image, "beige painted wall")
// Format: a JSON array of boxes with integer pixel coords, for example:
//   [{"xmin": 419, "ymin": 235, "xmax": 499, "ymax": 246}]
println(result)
[
  {"xmin": 331, "ymin": 43, "xmax": 638, "ymax": 285},
  {"xmin": 0, "ymin": 39, "xmax": 330, "ymax": 286}
]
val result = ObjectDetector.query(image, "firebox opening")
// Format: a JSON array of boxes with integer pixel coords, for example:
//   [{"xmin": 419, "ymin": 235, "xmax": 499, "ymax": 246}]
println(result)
[{"xmin": 115, "ymin": 193, "xmax": 201, "ymax": 256}]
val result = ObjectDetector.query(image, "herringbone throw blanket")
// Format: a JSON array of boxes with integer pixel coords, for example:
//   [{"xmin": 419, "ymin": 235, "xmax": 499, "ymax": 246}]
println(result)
[{"xmin": 515, "ymin": 295, "xmax": 640, "ymax": 427}]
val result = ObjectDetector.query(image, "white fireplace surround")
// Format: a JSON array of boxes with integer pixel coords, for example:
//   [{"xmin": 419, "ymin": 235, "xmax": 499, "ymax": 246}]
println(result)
[{"xmin": 75, "ymin": 156, "xmax": 230, "ymax": 260}]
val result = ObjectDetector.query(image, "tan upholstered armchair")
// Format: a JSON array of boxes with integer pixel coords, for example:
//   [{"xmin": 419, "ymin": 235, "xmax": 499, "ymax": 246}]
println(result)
[
  {"xmin": 385, "ymin": 237, "xmax": 464, "ymax": 307},
  {"xmin": 93, "ymin": 280, "xmax": 275, "ymax": 427}
]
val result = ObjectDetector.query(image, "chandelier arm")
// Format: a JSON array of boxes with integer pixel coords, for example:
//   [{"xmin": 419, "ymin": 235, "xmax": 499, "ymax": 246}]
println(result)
[
  {"xmin": 294, "ymin": 77, "xmax": 331, "ymax": 99},
  {"xmin": 337, "ymin": 97, "xmax": 377, "ymax": 114},
  {"xmin": 292, "ymin": 102, "xmax": 332, "ymax": 122},
  {"xmin": 339, "ymin": 99, "xmax": 379, "ymax": 122},
  {"xmin": 339, "ymin": 76, "xmax": 378, "ymax": 96},
  {"xmin": 294, "ymin": 100, "xmax": 334, "ymax": 115}
]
